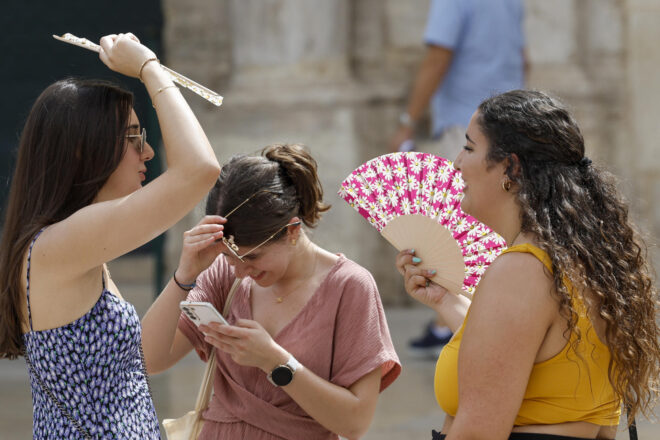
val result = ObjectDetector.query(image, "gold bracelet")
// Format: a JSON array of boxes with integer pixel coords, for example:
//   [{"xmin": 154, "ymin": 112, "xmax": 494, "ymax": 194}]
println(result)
[
  {"xmin": 151, "ymin": 85, "xmax": 179, "ymax": 107},
  {"xmin": 138, "ymin": 57, "xmax": 160, "ymax": 82}
]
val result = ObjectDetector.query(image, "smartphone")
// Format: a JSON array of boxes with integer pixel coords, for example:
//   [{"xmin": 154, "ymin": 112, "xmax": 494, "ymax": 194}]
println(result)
[{"xmin": 179, "ymin": 301, "xmax": 229, "ymax": 327}]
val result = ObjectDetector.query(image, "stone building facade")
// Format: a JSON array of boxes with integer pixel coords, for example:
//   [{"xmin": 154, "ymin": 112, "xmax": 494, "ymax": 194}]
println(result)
[{"xmin": 161, "ymin": 0, "xmax": 660, "ymax": 303}]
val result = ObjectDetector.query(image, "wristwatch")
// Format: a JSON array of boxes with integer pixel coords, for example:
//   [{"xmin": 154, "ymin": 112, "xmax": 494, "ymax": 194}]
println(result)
[{"xmin": 267, "ymin": 354, "xmax": 302, "ymax": 387}]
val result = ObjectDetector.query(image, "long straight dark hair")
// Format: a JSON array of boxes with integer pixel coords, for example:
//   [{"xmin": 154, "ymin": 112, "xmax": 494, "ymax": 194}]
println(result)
[{"xmin": 0, "ymin": 78, "xmax": 134, "ymax": 358}]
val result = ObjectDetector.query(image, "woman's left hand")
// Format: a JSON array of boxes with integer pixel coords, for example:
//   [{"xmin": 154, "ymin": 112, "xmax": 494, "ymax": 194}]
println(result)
[{"xmin": 200, "ymin": 319, "xmax": 288, "ymax": 372}]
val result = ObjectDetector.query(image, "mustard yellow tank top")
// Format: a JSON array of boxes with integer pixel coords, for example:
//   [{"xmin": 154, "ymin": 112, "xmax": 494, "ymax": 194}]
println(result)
[{"xmin": 434, "ymin": 244, "xmax": 620, "ymax": 426}]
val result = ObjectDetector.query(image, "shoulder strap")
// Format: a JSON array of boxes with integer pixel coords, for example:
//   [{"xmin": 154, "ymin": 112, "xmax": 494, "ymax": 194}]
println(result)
[
  {"xmin": 223, "ymin": 277, "xmax": 242, "ymax": 317},
  {"xmin": 193, "ymin": 277, "xmax": 243, "ymax": 413},
  {"xmin": 501, "ymin": 243, "xmax": 553, "ymax": 274},
  {"xmin": 25, "ymin": 228, "xmax": 46, "ymax": 332},
  {"xmin": 503, "ymin": 243, "xmax": 591, "ymax": 317}
]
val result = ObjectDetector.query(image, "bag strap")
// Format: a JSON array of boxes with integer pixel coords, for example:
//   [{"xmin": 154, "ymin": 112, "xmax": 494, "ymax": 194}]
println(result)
[
  {"xmin": 24, "ymin": 348, "xmax": 92, "ymax": 439},
  {"xmin": 629, "ymin": 420, "xmax": 638, "ymax": 440},
  {"xmin": 626, "ymin": 405, "xmax": 638, "ymax": 440},
  {"xmin": 192, "ymin": 277, "xmax": 242, "ymax": 413},
  {"xmin": 223, "ymin": 277, "xmax": 242, "ymax": 317}
]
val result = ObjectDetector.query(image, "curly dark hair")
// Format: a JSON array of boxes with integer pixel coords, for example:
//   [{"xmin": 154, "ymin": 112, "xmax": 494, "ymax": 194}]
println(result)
[{"xmin": 477, "ymin": 90, "xmax": 660, "ymax": 423}]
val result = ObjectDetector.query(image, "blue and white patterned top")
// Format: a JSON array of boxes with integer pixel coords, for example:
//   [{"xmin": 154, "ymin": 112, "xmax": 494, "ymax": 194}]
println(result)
[{"xmin": 23, "ymin": 229, "xmax": 160, "ymax": 439}]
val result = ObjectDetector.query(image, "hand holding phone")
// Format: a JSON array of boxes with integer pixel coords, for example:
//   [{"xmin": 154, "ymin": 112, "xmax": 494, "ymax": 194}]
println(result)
[{"xmin": 180, "ymin": 301, "xmax": 229, "ymax": 327}]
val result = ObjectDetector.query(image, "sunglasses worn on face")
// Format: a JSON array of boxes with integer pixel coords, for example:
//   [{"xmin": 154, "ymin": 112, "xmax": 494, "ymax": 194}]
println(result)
[
  {"xmin": 125, "ymin": 127, "xmax": 146, "ymax": 154},
  {"xmin": 221, "ymin": 189, "xmax": 301, "ymax": 262}
]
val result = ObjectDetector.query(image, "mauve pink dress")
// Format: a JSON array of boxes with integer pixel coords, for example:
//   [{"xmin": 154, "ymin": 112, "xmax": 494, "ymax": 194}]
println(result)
[{"xmin": 178, "ymin": 254, "xmax": 401, "ymax": 440}]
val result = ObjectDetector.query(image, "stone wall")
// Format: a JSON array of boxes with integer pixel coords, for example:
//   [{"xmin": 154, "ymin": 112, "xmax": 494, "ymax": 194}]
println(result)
[
  {"xmin": 626, "ymin": 0, "xmax": 660, "ymax": 267},
  {"xmin": 161, "ymin": 0, "xmax": 660, "ymax": 303}
]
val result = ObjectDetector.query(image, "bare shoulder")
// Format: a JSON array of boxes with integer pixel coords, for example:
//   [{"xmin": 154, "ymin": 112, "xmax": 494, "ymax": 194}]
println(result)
[
  {"xmin": 24, "ymin": 223, "xmax": 71, "ymax": 278},
  {"xmin": 28, "ymin": 218, "xmax": 96, "ymax": 279},
  {"xmin": 470, "ymin": 248, "xmax": 557, "ymax": 322}
]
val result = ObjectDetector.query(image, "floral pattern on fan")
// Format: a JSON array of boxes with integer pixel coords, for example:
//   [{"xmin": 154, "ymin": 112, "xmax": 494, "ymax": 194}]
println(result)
[{"xmin": 339, "ymin": 151, "xmax": 506, "ymax": 295}]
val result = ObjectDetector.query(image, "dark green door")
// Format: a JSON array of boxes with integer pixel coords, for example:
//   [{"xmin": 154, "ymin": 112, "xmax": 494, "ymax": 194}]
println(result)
[{"xmin": 0, "ymin": 0, "xmax": 166, "ymax": 293}]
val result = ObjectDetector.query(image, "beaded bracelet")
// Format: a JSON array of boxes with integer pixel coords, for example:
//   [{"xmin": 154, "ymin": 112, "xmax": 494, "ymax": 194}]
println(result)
[
  {"xmin": 173, "ymin": 270, "xmax": 197, "ymax": 291},
  {"xmin": 138, "ymin": 57, "xmax": 160, "ymax": 82}
]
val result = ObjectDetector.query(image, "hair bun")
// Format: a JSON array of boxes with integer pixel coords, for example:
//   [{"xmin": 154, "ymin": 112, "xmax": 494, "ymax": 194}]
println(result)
[
  {"xmin": 578, "ymin": 157, "xmax": 592, "ymax": 168},
  {"xmin": 262, "ymin": 144, "xmax": 330, "ymax": 227}
]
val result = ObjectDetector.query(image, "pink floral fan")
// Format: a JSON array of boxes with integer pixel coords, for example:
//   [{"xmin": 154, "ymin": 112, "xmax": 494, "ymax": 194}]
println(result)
[{"xmin": 338, "ymin": 152, "xmax": 506, "ymax": 297}]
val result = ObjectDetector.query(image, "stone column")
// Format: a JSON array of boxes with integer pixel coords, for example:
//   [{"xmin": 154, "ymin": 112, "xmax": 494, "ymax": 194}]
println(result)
[
  {"xmin": 228, "ymin": 0, "xmax": 351, "ymax": 87},
  {"xmin": 624, "ymin": 0, "xmax": 660, "ymax": 267},
  {"xmin": 162, "ymin": 0, "xmax": 418, "ymax": 303}
]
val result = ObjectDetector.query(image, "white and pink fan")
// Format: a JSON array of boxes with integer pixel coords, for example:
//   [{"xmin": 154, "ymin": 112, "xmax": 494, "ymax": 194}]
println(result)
[{"xmin": 338, "ymin": 152, "xmax": 506, "ymax": 297}]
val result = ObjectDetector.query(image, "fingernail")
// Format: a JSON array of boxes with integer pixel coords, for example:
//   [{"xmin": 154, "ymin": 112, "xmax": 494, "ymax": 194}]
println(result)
[
  {"xmin": 429, "ymin": 270, "xmax": 437, "ymax": 275},
  {"xmin": 410, "ymin": 249, "xmax": 415, "ymax": 254},
  {"xmin": 412, "ymin": 257, "xmax": 421, "ymax": 263}
]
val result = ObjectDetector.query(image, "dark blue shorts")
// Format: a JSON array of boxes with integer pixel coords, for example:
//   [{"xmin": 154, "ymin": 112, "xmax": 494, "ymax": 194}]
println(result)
[{"xmin": 432, "ymin": 430, "xmax": 593, "ymax": 440}]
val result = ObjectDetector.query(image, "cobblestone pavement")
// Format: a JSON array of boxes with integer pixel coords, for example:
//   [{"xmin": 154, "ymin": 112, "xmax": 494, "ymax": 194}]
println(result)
[{"xmin": 1, "ymin": 306, "xmax": 658, "ymax": 439}]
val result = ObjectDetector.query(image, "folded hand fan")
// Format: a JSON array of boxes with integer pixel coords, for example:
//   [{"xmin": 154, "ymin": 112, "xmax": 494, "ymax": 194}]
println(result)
[{"xmin": 338, "ymin": 152, "xmax": 506, "ymax": 297}]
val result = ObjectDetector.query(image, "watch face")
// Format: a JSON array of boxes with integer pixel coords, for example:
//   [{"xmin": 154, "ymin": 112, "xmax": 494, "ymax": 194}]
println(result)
[{"xmin": 271, "ymin": 365, "xmax": 293, "ymax": 386}]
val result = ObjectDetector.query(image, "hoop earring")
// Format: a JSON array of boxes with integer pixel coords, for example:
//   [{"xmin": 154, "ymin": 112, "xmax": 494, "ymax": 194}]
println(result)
[
  {"xmin": 501, "ymin": 179, "xmax": 512, "ymax": 192},
  {"xmin": 291, "ymin": 238, "xmax": 297, "ymax": 246}
]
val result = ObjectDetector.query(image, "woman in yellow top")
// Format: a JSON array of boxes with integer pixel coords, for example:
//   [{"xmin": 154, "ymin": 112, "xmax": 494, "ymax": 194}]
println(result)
[{"xmin": 396, "ymin": 90, "xmax": 660, "ymax": 440}]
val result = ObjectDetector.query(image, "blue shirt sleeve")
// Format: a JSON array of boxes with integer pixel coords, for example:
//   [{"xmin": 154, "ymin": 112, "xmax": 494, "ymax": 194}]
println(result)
[
  {"xmin": 424, "ymin": 0, "xmax": 465, "ymax": 49},
  {"xmin": 517, "ymin": 0, "xmax": 526, "ymax": 48}
]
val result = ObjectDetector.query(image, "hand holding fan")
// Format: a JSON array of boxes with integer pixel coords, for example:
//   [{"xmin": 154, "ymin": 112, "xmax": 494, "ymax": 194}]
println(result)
[
  {"xmin": 338, "ymin": 152, "xmax": 506, "ymax": 297},
  {"xmin": 52, "ymin": 33, "xmax": 223, "ymax": 107}
]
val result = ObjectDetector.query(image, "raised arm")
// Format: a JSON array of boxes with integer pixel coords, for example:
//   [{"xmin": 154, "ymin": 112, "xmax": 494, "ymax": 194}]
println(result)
[
  {"xmin": 142, "ymin": 215, "xmax": 227, "ymax": 374},
  {"xmin": 41, "ymin": 33, "xmax": 221, "ymax": 277},
  {"xmin": 389, "ymin": 45, "xmax": 453, "ymax": 151}
]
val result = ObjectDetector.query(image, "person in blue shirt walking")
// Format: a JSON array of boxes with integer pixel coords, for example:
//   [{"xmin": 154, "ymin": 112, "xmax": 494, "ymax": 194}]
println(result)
[{"xmin": 390, "ymin": 0, "xmax": 527, "ymax": 356}]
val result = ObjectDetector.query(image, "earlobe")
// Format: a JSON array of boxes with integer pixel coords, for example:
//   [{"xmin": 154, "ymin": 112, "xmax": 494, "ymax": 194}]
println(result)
[{"xmin": 287, "ymin": 217, "xmax": 302, "ymax": 245}]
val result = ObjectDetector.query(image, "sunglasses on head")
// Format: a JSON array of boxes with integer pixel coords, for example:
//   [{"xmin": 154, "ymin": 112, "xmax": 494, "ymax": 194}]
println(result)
[{"xmin": 221, "ymin": 189, "xmax": 301, "ymax": 262}]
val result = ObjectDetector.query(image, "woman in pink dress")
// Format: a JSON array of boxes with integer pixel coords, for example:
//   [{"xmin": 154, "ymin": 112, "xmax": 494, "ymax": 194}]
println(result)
[{"xmin": 142, "ymin": 143, "xmax": 401, "ymax": 439}]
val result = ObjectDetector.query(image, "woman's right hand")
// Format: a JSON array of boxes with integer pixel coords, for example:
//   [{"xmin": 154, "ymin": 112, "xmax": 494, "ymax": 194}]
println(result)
[
  {"xmin": 175, "ymin": 215, "xmax": 227, "ymax": 284},
  {"xmin": 98, "ymin": 33, "xmax": 157, "ymax": 78},
  {"xmin": 395, "ymin": 249, "xmax": 450, "ymax": 309}
]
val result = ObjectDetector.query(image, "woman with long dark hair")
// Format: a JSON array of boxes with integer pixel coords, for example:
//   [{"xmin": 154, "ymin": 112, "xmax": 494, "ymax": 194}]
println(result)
[
  {"xmin": 142, "ymin": 144, "xmax": 401, "ymax": 440},
  {"xmin": 397, "ymin": 90, "xmax": 660, "ymax": 439},
  {"xmin": 0, "ymin": 33, "xmax": 220, "ymax": 438}
]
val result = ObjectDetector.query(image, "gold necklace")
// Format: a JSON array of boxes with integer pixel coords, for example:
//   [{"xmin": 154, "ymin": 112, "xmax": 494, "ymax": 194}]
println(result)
[{"xmin": 274, "ymin": 246, "xmax": 319, "ymax": 304}]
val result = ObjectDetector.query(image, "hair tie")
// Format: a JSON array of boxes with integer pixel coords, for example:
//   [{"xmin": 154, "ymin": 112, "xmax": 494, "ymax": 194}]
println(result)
[{"xmin": 578, "ymin": 157, "xmax": 592, "ymax": 168}]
